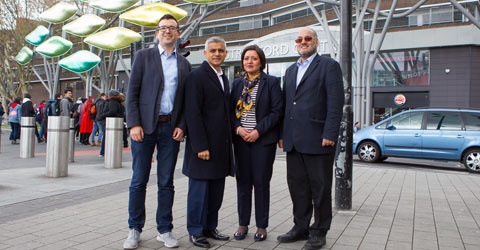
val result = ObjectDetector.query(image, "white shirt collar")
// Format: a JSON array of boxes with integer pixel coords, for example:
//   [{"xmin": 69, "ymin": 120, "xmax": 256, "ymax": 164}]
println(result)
[
  {"xmin": 158, "ymin": 44, "xmax": 177, "ymax": 58},
  {"xmin": 296, "ymin": 53, "xmax": 317, "ymax": 67},
  {"xmin": 208, "ymin": 63, "xmax": 223, "ymax": 77}
]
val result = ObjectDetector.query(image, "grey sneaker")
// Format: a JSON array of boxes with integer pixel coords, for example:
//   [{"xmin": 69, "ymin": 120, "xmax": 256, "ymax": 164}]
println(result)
[
  {"xmin": 123, "ymin": 229, "xmax": 140, "ymax": 249},
  {"xmin": 157, "ymin": 231, "xmax": 179, "ymax": 248}
]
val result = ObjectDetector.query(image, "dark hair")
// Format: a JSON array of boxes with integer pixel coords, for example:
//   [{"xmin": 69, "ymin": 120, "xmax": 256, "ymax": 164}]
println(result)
[
  {"xmin": 158, "ymin": 14, "xmax": 178, "ymax": 27},
  {"xmin": 41, "ymin": 100, "xmax": 45, "ymax": 104},
  {"xmin": 240, "ymin": 45, "xmax": 266, "ymax": 72},
  {"xmin": 54, "ymin": 93, "xmax": 62, "ymax": 99},
  {"xmin": 64, "ymin": 89, "xmax": 72, "ymax": 94},
  {"xmin": 99, "ymin": 93, "xmax": 106, "ymax": 98},
  {"xmin": 14, "ymin": 97, "xmax": 21, "ymax": 104},
  {"xmin": 24, "ymin": 93, "xmax": 31, "ymax": 99}
]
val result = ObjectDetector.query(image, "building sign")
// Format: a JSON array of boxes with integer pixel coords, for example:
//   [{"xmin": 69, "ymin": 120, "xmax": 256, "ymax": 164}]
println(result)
[
  {"xmin": 225, "ymin": 41, "xmax": 330, "ymax": 61},
  {"xmin": 394, "ymin": 94, "xmax": 406, "ymax": 106}
]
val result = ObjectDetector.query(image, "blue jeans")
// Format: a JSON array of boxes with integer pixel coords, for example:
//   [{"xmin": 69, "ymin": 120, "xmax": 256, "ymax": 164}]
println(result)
[
  {"xmin": 90, "ymin": 121, "xmax": 103, "ymax": 143},
  {"xmin": 9, "ymin": 122, "xmax": 20, "ymax": 140},
  {"xmin": 128, "ymin": 121, "xmax": 180, "ymax": 233}
]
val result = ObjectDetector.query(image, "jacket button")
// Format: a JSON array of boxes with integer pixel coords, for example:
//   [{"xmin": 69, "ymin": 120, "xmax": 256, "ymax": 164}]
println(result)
[
  {"xmin": 293, "ymin": 102, "xmax": 296, "ymax": 105},
  {"xmin": 290, "ymin": 116, "xmax": 293, "ymax": 120}
]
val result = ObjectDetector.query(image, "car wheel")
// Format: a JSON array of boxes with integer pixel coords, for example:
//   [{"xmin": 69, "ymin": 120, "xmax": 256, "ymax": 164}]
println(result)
[
  {"xmin": 463, "ymin": 149, "xmax": 480, "ymax": 173},
  {"xmin": 357, "ymin": 141, "xmax": 381, "ymax": 163}
]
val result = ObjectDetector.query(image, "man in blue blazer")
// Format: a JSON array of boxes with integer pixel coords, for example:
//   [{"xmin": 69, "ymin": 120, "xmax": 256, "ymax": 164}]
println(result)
[
  {"xmin": 183, "ymin": 36, "xmax": 234, "ymax": 248},
  {"xmin": 124, "ymin": 14, "xmax": 191, "ymax": 249},
  {"xmin": 278, "ymin": 27, "xmax": 344, "ymax": 250}
]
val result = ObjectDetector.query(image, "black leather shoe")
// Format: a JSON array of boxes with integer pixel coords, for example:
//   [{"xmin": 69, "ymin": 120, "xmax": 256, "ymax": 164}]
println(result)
[
  {"xmin": 203, "ymin": 229, "xmax": 230, "ymax": 241},
  {"xmin": 277, "ymin": 228, "xmax": 309, "ymax": 243},
  {"xmin": 189, "ymin": 235, "xmax": 210, "ymax": 248},
  {"xmin": 304, "ymin": 235, "xmax": 326, "ymax": 250}
]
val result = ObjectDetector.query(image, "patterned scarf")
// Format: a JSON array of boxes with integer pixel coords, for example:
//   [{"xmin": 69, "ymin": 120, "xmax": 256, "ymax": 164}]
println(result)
[{"xmin": 236, "ymin": 74, "xmax": 260, "ymax": 119}]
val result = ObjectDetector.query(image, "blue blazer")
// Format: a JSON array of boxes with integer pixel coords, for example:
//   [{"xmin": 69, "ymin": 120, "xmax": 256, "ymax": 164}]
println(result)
[
  {"xmin": 230, "ymin": 72, "xmax": 283, "ymax": 145},
  {"xmin": 183, "ymin": 61, "xmax": 234, "ymax": 180},
  {"xmin": 282, "ymin": 54, "xmax": 344, "ymax": 154},
  {"xmin": 126, "ymin": 47, "xmax": 191, "ymax": 134}
]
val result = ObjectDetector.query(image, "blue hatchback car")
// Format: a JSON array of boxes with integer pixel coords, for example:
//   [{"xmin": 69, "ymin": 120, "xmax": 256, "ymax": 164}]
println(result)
[{"xmin": 353, "ymin": 108, "xmax": 480, "ymax": 173}]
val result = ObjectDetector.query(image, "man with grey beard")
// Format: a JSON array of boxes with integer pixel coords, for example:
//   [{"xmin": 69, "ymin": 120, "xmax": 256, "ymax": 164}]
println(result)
[{"xmin": 278, "ymin": 27, "xmax": 344, "ymax": 249}]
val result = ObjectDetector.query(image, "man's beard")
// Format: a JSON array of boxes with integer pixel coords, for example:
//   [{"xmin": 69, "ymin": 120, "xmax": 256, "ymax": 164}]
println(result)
[{"xmin": 298, "ymin": 48, "xmax": 317, "ymax": 58}]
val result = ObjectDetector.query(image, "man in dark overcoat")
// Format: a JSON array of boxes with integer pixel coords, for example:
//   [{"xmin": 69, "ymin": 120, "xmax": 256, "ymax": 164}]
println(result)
[{"xmin": 183, "ymin": 36, "xmax": 234, "ymax": 248}]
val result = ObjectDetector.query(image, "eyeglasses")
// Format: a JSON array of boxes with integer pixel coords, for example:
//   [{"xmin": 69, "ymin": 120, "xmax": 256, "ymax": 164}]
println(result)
[
  {"xmin": 157, "ymin": 26, "xmax": 178, "ymax": 32},
  {"xmin": 295, "ymin": 36, "xmax": 313, "ymax": 44}
]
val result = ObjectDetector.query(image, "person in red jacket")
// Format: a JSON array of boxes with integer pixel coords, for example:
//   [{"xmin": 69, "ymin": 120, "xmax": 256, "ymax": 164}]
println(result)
[{"xmin": 79, "ymin": 96, "xmax": 94, "ymax": 145}]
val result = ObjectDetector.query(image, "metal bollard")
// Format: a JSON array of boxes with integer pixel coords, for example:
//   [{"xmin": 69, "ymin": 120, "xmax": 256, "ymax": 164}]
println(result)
[
  {"xmin": 46, "ymin": 116, "xmax": 70, "ymax": 177},
  {"xmin": 68, "ymin": 118, "xmax": 75, "ymax": 162},
  {"xmin": 20, "ymin": 117, "xmax": 36, "ymax": 158},
  {"xmin": 105, "ymin": 117, "xmax": 123, "ymax": 169}
]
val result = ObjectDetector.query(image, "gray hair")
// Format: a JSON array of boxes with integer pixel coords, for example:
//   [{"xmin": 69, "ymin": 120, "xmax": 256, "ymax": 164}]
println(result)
[{"xmin": 204, "ymin": 36, "xmax": 226, "ymax": 51}]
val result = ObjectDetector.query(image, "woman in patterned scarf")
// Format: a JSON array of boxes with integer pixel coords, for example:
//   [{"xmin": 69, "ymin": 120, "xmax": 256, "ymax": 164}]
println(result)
[{"xmin": 230, "ymin": 45, "xmax": 283, "ymax": 242}]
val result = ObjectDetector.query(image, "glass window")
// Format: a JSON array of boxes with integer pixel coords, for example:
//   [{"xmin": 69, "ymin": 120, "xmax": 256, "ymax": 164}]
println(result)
[
  {"xmin": 426, "ymin": 112, "xmax": 462, "ymax": 130},
  {"xmin": 389, "ymin": 112, "xmax": 423, "ymax": 130},
  {"xmin": 371, "ymin": 50, "xmax": 430, "ymax": 87},
  {"xmin": 464, "ymin": 112, "xmax": 480, "ymax": 131}
]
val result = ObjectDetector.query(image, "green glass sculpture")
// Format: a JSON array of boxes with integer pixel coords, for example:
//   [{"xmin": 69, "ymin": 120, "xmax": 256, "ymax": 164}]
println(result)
[
  {"xmin": 35, "ymin": 36, "xmax": 73, "ymax": 58},
  {"xmin": 119, "ymin": 2, "xmax": 188, "ymax": 27},
  {"xmin": 25, "ymin": 25, "xmax": 49, "ymax": 46},
  {"xmin": 183, "ymin": 0, "xmax": 222, "ymax": 4},
  {"xmin": 63, "ymin": 14, "xmax": 106, "ymax": 37},
  {"xmin": 39, "ymin": 2, "xmax": 78, "ymax": 24},
  {"xmin": 59, "ymin": 50, "xmax": 101, "ymax": 73},
  {"xmin": 84, "ymin": 27, "xmax": 142, "ymax": 51},
  {"xmin": 15, "ymin": 47, "xmax": 34, "ymax": 65},
  {"xmin": 89, "ymin": 0, "xmax": 139, "ymax": 13}
]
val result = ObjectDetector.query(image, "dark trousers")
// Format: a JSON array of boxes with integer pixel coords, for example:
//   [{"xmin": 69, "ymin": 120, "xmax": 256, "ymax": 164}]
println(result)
[
  {"xmin": 128, "ymin": 121, "xmax": 179, "ymax": 233},
  {"xmin": 187, "ymin": 177, "xmax": 225, "ymax": 235},
  {"xmin": 286, "ymin": 149, "xmax": 334, "ymax": 236},
  {"xmin": 234, "ymin": 137, "xmax": 275, "ymax": 228},
  {"xmin": 9, "ymin": 122, "xmax": 20, "ymax": 140}
]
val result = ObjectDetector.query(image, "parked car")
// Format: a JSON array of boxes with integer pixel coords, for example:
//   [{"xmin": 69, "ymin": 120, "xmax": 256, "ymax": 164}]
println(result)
[{"xmin": 353, "ymin": 108, "xmax": 480, "ymax": 173}]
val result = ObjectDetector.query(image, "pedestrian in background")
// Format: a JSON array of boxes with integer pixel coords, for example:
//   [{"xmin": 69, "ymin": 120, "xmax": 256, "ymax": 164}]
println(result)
[
  {"xmin": 8, "ymin": 98, "xmax": 22, "ymax": 144},
  {"xmin": 230, "ymin": 45, "xmax": 283, "ymax": 241},
  {"xmin": 73, "ymin": 97, "xmax": 84, "ymax": 140},
  {"xmin": 91, "ymin": 93, "xmax": 106, "ymax": 146},
  {"xmin": 21, "ymin": 93, "xmax": 42, "ymax": 143},
  {"xmin": 0, "ymin": 101, "xmax": 5, "ymax": 134},
  {"xmin": 60, "ymin": 89, "xmax": 73, "ymax": 117},
  {"xmin": 37, "ymin": 100, "xmax": 46, "ymax": 141},
  {"xmin": 79, "ymin": 96, "xmax": 94, "ymax": 145},
  {"xmin": 98, "ymin": 90, "xmax": 125, "ymax": 157}
]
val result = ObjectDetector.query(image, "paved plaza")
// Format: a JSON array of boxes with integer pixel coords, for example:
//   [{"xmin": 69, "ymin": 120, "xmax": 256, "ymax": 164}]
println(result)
[{"xmin": 1, "ymin": 130, "xmax": 480, "ymax": 250}]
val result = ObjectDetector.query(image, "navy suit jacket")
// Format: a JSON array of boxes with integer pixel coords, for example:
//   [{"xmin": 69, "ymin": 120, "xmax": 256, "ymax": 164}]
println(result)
[
  {"xmin": 282, "ymin": 54, "xmax": 344, "ymax": 154},
  {"xmin": 126, "ymin": 47, "xmax": 191, "ymax": 134},
  {"xmin": 230, "ymin": 72, "xmax": 283, "ymax": 145},
  {"xmin": 183, "ymin": 61, "xmax": 234, "ymax": 180}
]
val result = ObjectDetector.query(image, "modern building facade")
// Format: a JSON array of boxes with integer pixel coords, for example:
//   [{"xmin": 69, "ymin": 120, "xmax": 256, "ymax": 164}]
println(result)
[{"xmin": 23, "ymin": 0, "xmax": 480, "ymax": 125}]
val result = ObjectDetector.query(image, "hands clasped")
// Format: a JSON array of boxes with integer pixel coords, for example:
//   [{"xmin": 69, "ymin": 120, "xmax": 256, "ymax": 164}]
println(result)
[{"xmin": 238, "ymin": 127, "xmax": 259, "ymax": 143}]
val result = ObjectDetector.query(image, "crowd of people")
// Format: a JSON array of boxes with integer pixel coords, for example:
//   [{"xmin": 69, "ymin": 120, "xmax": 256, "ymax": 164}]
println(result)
[{"xmin": 0, "ymin": 89, "xmax": 128, "ymax": 156}]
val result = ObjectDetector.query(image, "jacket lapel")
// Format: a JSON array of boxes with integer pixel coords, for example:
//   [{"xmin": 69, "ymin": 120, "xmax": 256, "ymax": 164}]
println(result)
[
  {"xmin": 256, "ymin": 72, "xmax": 267, "ymax": 101},
  {"xmin": 202, "ymin": 61, "xmax": 224, "ymax": 93}
]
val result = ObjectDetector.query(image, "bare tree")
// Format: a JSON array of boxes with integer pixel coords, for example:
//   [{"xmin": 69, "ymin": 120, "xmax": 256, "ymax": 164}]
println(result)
[{"xmin": 0, "ymin": 0, "xmax": 52, "ymax": 105}]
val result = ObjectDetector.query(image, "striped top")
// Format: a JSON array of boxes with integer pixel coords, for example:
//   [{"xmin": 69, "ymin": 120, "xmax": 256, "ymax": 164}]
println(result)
[{"xmin": 240, "ymin": 83, "xmax": 259, "ymax": 130}]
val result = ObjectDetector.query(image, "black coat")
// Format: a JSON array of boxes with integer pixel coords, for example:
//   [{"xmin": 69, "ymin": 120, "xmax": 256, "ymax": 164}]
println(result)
[
  {"xmin": 183, "ymin": 61, "xmax": 234, "ymax": 180},
  {"xmin": 230, "ymin": 72, "xmax": 283, "ymax": 145},
  {"xmin": 99, "ymin": 96, "xmax": 124, "ymax": 120},
  {"xmin": 282, "ymin": 54, "xmax": 344, "ymax": 154},
  {"xmin": 21, "ymin": 100, "xmax": 35, "ymax": 117}
]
